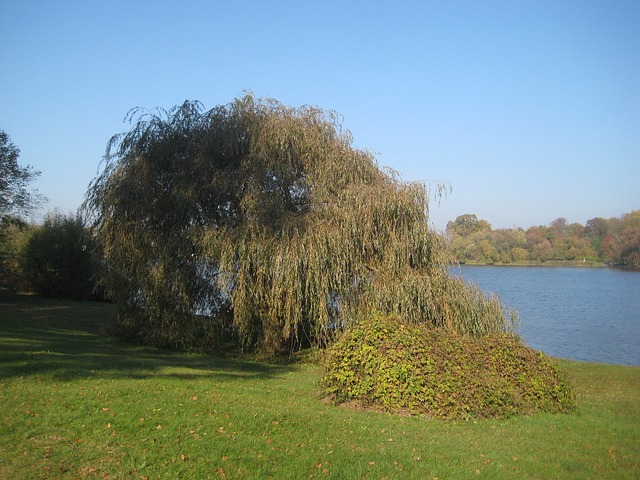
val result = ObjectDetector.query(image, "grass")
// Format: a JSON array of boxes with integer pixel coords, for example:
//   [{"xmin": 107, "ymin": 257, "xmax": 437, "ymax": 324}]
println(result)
[{"xmin": 1, "ymin": 291, "xmax": 639, "ymax": 479}]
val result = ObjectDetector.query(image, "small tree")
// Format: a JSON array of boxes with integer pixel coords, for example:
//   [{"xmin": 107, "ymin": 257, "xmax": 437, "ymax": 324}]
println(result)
[
  {"xmin": 585, "ymin": 217, "xmax": 609, "ymax": 258},
  {"xmin": 0, "ymin": 130, "xmax": 45, "ymax": 289},
  {"xmin": 21, "ymin": 211, "xmax": 96, "ymax": 299},
  {"xmin": 84, "ymin": 94, "xmax": 514, "ymax": 354},
  {"xmin": 0, "ymin": 216, "xmax": 32, "ymax": 291},
  {"xmin": 605, "ymin": 210, "xmax": 640, "ymax": 267},
  {"xmin": 0, "ymin": 130, "xmax": 45, "ymax": 220},
  {"xmin": 446, "ymin": 214, "xmax": 492, "ymax": 238}
]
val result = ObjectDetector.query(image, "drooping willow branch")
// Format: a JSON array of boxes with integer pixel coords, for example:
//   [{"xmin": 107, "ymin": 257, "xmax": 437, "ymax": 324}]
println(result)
[{"xmin": 83, "ymin": 94, "xmax": 515, "ymax": 354}]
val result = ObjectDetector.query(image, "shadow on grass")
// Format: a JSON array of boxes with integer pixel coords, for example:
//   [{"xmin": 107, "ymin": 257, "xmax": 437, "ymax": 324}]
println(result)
[{"xmin": 0, "ymin": 291, "xmax": 294, "ymax": 381}]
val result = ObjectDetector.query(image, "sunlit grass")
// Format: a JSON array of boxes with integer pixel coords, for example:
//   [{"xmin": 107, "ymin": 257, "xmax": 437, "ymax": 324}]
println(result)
[{"xmin": 1, "ymin": 291, "xmax": 638, "ymax": 479}]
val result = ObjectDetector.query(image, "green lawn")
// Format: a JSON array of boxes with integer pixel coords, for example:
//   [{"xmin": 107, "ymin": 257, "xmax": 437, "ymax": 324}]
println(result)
[{"xmin": 1, "ymin": 291, "xmax": 638, "ymax": 479}]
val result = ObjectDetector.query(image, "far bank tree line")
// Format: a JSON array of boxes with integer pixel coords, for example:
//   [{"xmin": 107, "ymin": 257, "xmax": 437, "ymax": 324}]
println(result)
[{"xmin": 445, "ymin": 212, "xmax": 640, "ymax": 267}]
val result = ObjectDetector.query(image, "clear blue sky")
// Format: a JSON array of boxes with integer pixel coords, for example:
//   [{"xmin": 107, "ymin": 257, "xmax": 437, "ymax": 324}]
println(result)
[{"xmin": 1, "ymin": 0, "xmax": 638, "ymax": 230}]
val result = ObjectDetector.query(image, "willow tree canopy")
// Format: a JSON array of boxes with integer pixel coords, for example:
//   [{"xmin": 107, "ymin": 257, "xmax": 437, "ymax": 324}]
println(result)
[{"xmin": 84, "ymin": 94, "xmax": 513, "ymax": 354}]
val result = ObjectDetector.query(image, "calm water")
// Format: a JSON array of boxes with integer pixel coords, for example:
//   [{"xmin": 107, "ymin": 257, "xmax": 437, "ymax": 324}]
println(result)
[{"xmin": 451, "ymin": 265, "xmax": 640, "ymax": 366}]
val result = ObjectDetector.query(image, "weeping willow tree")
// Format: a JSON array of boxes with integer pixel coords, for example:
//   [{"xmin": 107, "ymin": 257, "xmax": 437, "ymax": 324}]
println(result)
[{"xmin": 84, "ymin": 94, "xmax": 514, "ymax": 354}]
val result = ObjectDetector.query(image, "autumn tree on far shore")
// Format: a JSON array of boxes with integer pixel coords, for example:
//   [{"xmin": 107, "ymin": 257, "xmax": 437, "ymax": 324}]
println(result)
[{"xmin": 446, "ymin": 211, "xmax": 639, "ymax": 268}]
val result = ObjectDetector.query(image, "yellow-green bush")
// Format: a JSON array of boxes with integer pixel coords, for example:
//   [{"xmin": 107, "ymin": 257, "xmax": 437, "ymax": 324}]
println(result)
[{"xmin": 321, "ymin": 314, "xmax": 575, "ymax": 420}]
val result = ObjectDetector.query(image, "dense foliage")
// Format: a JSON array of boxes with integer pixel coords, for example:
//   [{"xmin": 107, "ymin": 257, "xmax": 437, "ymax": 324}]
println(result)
[
  {"xmin": 0, "ymin": 130, "xmax": 44, "ymax": 220},
  {"xmin": 0, "ymin": 130, "xmax": 47, "ymax": 291},
  {"xmin": 21, "ymin": 211, "xmax": 97, "ymax": 299},
  {"xmin": 322, "ymin": 314, "xmax": 576, "ymax": 420},
  {"xmin": 0, "ymin": 216, "xmax": 32, "ymax": 291},
  {"xmin": 446, "ymin": 211, "xmax": 640, "ymax": 268},
  {"xmin": 83, "ymin": 94, "xmax": 514, "ymax": 354}
]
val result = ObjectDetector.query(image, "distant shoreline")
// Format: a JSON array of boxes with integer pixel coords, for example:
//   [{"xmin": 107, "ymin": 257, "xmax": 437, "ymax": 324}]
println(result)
[
  {"xmin": 455, "ymin": 262, "xmax": 640, "ymax": 271},
  {"xmin": 453, "ymin": 260, "xmax": 607, "ymax": 268}
]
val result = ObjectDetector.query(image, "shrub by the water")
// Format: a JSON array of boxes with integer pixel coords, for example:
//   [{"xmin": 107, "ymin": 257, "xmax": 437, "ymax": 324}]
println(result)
[{"xmin": 321, "ymin": 314, "xmax": 576, "ymax": 420}]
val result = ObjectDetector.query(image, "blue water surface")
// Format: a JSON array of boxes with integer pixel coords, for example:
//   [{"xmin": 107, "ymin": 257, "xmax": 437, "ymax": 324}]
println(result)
[{"xmin": 451, "ymin": 265, "xmax": 640, "ymax": 366}]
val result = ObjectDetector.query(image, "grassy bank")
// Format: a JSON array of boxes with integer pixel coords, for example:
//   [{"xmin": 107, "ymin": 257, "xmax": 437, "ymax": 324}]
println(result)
[{"xmin": 1, "ymin": 292, "xmax": 638, "ymax": 479}]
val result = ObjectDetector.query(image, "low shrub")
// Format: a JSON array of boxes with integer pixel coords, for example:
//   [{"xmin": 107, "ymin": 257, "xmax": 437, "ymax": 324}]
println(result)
[
  {"xmin": 321, "ymin": 313, "xmax": 575, "ymax": 420},
  {"xmin": 21, "ymin": 212, "xmax": 97, "ymax": 300}
]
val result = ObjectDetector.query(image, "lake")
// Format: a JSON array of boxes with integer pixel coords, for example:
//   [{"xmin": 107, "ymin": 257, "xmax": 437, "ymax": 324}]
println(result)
[{"xmin": 450, "ymin": 265, "xmax": 640, "ymax": 366}]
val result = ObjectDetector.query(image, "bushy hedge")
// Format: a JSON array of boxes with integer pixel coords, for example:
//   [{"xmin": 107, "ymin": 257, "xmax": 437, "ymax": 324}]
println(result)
[
  {"xmin": 21, "ymin": 212, "xmax": 97, "ymax": 300},
  {"xmin": 321, "ymin": 314, "xmax": 575, "ymax": 420}
]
